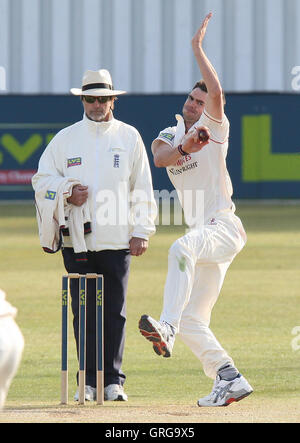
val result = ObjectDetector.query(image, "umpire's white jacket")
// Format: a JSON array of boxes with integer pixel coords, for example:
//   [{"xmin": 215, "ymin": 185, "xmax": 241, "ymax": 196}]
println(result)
[{"xmin": 32, "ymin": 113, "xmax": 157, "ymax": 252}]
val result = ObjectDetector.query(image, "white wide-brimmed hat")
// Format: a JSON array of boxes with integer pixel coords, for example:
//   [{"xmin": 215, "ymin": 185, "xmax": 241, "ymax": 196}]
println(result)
[{"xmin": 70, "ymin": 69, "xmax": 126, "ymax": 96}]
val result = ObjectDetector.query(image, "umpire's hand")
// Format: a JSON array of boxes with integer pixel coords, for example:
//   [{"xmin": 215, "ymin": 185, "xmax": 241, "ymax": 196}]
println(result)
[
  {"xmin": 129, "ymin": 237, "xmax": 148, "ymax": 256},
  {"xmin": 67, "ymin": 184, "xmax": 89, "ymax": 206}
]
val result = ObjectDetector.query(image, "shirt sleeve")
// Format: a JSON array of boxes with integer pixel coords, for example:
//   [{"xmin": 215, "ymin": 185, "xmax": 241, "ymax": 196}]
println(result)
[
  {"xmin": 197, "ymin": 110, "xmax": 229, "ymax": 144},
  {"xmin": 130, "ymin": 131, "xmax": 157, "ymax": 240},
  {"xmin": 32, "ymin": 134, "xmax": 63, "ymax": 188},
  {"xmin": 31, "ymin": 132, "xmax": 74, "ymax": 202},
  {"xmin": 153, "ymin": 126, "xmax": 176, "ymax": 148}
]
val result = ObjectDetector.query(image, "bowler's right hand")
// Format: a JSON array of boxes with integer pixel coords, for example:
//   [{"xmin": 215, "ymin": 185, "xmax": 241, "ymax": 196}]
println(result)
[
  {"xmin": 67, "ymin": 184, "xmax": 89, "ymax": 206},
  {"xmin": 181, "ymin": 125, "xmax": 210, "ymax": 154}
]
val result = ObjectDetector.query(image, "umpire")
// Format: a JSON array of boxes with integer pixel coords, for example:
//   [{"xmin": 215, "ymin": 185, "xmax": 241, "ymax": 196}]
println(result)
[{"xmin": 32, "ymin": 69, "xmax": 157, "ymax": 401}]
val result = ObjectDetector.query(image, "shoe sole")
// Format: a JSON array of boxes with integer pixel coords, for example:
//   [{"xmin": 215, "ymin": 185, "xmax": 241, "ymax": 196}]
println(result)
[
  {"xmin": 138, "ymin": 315, "xmax": 171, "ymax": 358},
  {"xmin": 197, "ymin": 389, "xmax": 253, "ymax": 407},
  {"xmin": 104, "ymin": 395, "xmax": 128, "ymax": 402},
  {"xmin": 115, "ymin": 395, "xmax": 128, "ymax": 401},
  {"xmin": 223, "ymin": 389, "xmax": 253, "ymax": 407}
]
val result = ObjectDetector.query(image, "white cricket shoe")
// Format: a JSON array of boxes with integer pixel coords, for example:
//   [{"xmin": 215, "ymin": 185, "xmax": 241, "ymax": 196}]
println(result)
[
  {"xmin": 138, "ymin": 315, "xmax": 176, "ymax": 358},
  {"xmin": 74, "ymin": 385, "xmax": 96, "ymax": 402},
  {"xmin": 104, "ymin": 384, "xmax": 128, "ymax": 401},
  {"xmin": 197, "ymin": 374, "xmax": 253, "ymax": 407}
]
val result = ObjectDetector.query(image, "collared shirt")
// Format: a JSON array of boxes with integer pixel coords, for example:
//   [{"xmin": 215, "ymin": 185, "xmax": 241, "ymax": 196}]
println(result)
[
  {"xmin": 32, "ymin": 113, "xmax": 157, "ymax": 251},
  {"xmin": 152, "ymin": 109, "xmax": 234, "ymax": 228}
]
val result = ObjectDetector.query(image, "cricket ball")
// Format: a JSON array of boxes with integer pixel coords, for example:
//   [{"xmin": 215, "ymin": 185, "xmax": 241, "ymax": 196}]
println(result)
[{"xmin": 198, "ymin": 129, "xmax": 209, "ymax": 142}]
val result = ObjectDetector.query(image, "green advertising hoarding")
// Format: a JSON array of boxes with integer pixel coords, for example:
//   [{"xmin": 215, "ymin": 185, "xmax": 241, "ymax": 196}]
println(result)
[{"xmin": 0, "ymin": 93, "xmax": 299, "ymax": 200}]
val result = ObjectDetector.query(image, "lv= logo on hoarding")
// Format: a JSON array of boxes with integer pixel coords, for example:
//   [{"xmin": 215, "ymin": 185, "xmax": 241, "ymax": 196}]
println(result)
[
  {"xmin": 0, "ymin": 123, "xmax": 67, "ymax": 187},
  {"xmin": 1, "ymin": 134, "xmax": 43, "ymax": 164}
]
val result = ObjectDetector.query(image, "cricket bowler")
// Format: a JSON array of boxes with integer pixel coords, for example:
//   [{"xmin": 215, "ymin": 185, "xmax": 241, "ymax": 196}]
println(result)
[{"xmin": 139, "ymin": 13, "xmax": 253, "ymax": 407}]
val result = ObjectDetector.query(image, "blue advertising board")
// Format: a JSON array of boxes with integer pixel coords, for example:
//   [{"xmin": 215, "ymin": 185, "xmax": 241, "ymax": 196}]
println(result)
[{"xmin": 0, "ymin": 93, "xmax": 299, "ymax": 200}]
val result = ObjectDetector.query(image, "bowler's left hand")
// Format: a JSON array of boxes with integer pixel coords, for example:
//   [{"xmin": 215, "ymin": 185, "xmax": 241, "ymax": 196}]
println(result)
[
  {"xmin": 129, "ymin": 237, "xmax": 148, "ymax": 256},
  {"xmin": 192, "ymin": 12, "xmax": 212, "ymax": 50}
]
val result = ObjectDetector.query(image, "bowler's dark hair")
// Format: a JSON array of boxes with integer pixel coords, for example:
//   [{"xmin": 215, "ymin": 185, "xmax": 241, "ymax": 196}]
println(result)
[{"xmin": 192, "ymin": 80, "xmax": 226, "ymax": 105}]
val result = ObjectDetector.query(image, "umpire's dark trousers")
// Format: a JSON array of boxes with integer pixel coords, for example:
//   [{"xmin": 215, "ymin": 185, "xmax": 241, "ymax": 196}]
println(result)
[{"xmin": 62, "ymin": 248, "xmax": 131, "ymax": 388}]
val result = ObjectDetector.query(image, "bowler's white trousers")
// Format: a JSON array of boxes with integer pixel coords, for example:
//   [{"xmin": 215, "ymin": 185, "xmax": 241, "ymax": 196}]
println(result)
[
  {"xmin": 160, "ymin": 212, "xmax": 247, "ymax": 379},
  {"xmin": 0, "ymin": 316, "xmax": 24, "ymax": 409}
]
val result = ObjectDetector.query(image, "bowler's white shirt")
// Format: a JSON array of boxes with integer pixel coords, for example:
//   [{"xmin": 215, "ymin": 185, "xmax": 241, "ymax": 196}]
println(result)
[
  {"xmin": 32, "ymin": 114, "xmax": 157, "ymax": 251},
  {"xmin": 153, "ymin": 109, "xmax": 234, "ymax": 228}
]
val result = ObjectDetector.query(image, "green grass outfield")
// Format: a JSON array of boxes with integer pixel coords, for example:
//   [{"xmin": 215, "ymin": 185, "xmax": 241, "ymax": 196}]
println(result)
[{"xmin": 0, "ymin": 202, "xmax": 299, "ymax": 423}]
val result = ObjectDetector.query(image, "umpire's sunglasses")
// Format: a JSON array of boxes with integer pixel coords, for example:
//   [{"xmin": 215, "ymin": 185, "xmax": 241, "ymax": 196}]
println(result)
[{"xmin": 83, "ymin": 95, "xmax": 112, "ymax": 104}]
